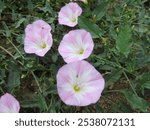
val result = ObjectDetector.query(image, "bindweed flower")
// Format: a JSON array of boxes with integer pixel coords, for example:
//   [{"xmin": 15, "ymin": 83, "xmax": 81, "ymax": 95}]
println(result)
[
  {"xmin": 58, "ymin": 2, "xmax": 82, "ymax": 27},
  {"xmin": 56, "ymin": 60, "xmax": 105, "ymax": 106},
  {"xmin": 0, "ymin": 93, "xmax": 20, "ymax": 113},
  {"xmin": 58, "ymin": 29, "xmax": 94, "ymax": 63},
  {"xmin": 24, "ymin": 20, "xmax": 53, "ymax": 57}
]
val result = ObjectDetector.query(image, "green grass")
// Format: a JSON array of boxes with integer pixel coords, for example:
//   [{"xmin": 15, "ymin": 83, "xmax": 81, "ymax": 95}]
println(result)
[{"xmin": 0, "ymin": 0, "xmax": 150, "ymax": 113}]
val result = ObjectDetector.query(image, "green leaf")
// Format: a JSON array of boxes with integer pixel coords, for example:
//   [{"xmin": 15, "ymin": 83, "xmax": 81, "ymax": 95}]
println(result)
[
  {"xmin": 111, "ymin": 101, "xmax": 134, "ymax": 113},
  {"xmin": 7, "ymin": 65, "xmax": 20, "ymax": 89},
  {"xmin": 116, "ymin": 25, "xmax": 132, "ymax": 57},
  {"xmin": 143, "ymin": 81, "xmax": 150, "ymax": 89},
  {"xmin": 2, "ymin": 21, "xmax": 11, "ymax": 37},
  {"xmin": 93, "ymin": 1, "xmax": 109, "ymax": 21},
  {"xmin": 120, "ymin": 90, "xmax": 150, "ymax": 112},
  {"xmin": 27, "ymin": 0, "xmax": 34, "ymax": 12},
  {"xmin": 105, "ymin": 69, "xmax": 122, "ymax": 87},
  {"xmin": 12, "ymin": 10, "xmax": 17, "ymax": 21},
  {"xmin": 136, "ymin": 72, "xmax": 150, "ymax": 91},
  {"xmin": 38, "ymin": 2, "xmax": 56, "ymax": 17},
  {"xmin": 21, "ymin": 100, "xmax": 39, "ymax": 108},
  {"xmin": 38, "ymin": 94, "xmax": 48, "ymax": 112},
  {"xmin": 15, "ymin": 18, "xmax": 26, "ymax": 28},
  {"xmin": 130, "ymin": 54, "xmax": 150, "ymax": 70},
  {"xmin": 78, "ymin": 16, "xmax": 102, "ymax": 38},
  {"xmin": 0, "ymin": 69, "xmax": 6, "ymax": 85},
  {"xmin": 52, "ymin": 53, "xmax": 58, "ymax": 63},
  {"xmin": 0, "ymin": 0, "xmax": 6, "ymax": 13},
  {"xmin": 0, "ymin": 69, "xmax": 5, "ymax": 80}
]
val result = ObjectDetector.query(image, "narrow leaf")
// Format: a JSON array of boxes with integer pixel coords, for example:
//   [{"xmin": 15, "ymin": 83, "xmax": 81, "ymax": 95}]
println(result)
[
  {"xmin": 137, "ymin": 72, "xmax": 150, "ymax": 90},
  {"xmin": 38, "ymin": 94, "xmax": 48, "ymax": 112},
  {"xmin": 7, "ymin": 65, "xmax": 20, "ymax": 89},
  {"xmin": 2, "ymin": 21, "xmax": 11, "ymax": 37},
  {"xmin": 21, "ymin": 100, "xmax": 39, "ymax": 108},
  {"xmin": 78, "ymin": 16, "xmax": 102, "ymax": 38},
  {"xmin": 27, "ymin": 0, "xmax": 34, "ymax": 12},
  {"xmin": 15, "ymin": 18, "xmax": 26, "ymax": 28},
  {"xmin": 0, "ymin": 0, "xmax": 6, "ymax": 13},
  {"xmin": 93, "ymin": 1, "xmax": 109, "ymax": 21},
  {"xmin": 116, "ymin": 25, "xmax": 132, "ymax": 57},
  {"xmin": 105, "ymin": 69, "xmax": 122, "ymax": 87},
  {"xmin": 120, "ymin": 90, "xmax": 150, "ymax": 112}
]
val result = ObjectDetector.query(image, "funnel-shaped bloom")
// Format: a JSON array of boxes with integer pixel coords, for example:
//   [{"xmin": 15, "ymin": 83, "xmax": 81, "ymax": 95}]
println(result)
[
  {"xmin": 58, "ymin": 29, "xmax": 94, "ymax": 63},
  {"xmin": 0, "ymin": 93, "xmax": 20, "ymax": 113},
  {"xmin": 56, "ymin": 60, "xmax": 105, "ymax": 106},
  {"xmin": 58, "ymin": 2, "xmax": 82, "ymax": 27},
  {"xmin": 24, "ymin": 20, "xmax": 53, "ymax": 57}
]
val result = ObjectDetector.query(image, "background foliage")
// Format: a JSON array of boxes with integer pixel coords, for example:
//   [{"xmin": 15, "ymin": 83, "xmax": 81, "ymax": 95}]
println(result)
[{"xmin": 0, "ymin": 0, "xmax": 150, "ymax": 112}]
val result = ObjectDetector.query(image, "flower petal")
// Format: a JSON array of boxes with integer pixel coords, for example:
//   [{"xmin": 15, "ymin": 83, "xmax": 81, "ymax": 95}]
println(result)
[
  {"xmin": 24, "ymin": 20, "xmax": 53, "ymax": 56},
  {"xmin": 0, "ymin": 93, "xmax": 20, "ymax": 113},
  {"xmin": 58, "ymin": 2, "xmax": 82, "ymax": 27},
  {"xmin": 57, "ymin": 60, "xmax": 105, "ymax": 106},
  {"xmin": 58, "ymin": 29, "xmax": 94, "ymax": 63},
  {"xmin": 33, "ymin": 19, "xmax": 52, "ymax": 32}
]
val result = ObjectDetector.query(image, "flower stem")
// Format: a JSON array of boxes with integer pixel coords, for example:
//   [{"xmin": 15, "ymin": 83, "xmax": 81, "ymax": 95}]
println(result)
[
  {"xmin": 0, "ymin": 46, "xmax": 24, "ymax": 66},
  {"xmin": 7, "ymin": 38, "xmax": 24, "ymax": 59},
  {"xmin": 110, "ymin": 51, "xmax": 138, "ymax": 96},
  {"xmin": 0, "ymin": 46, "xmax": 14, "ymax": 59},
  {"xmin": 30, "ymin": 71, "xmax": 49, "ymax": 111},
  {"xmin": 30, "ymin": 71, "xmax": 42, "ymax": 94}
]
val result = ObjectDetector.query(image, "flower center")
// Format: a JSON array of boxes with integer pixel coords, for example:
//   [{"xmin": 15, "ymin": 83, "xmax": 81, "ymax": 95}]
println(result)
[
  {"xmin": 41, "ymin": 42, "xmax": 46, "ymax": 49},
  {"xmin": 78, "ymin": 48, "xmax": 84, "ymax": 55},
  {"xmin": 73, "ymin": 85, "xmax": 80, "ymax": 92},
  {"xmin": 71, "ymin": 17, "xmax": 77, "ymax": 23}
]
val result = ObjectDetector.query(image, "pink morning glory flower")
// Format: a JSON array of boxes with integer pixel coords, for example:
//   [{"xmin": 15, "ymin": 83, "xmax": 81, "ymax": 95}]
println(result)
[
  {"xmin": 58, "ymin": 29, "xmax": 94, "ymax": 63},
  {"xmin": 56, "ymin": 60, "xmax": 105, "ymax": 106},
  {"xmin": 58, "ymin": 2, "xmax": 82, "ymax": 27},
  {"xmin": 24, "ymin": 20, "xmax": 53, "ymax": 57},
  {"xmin": 0, "ymin": 93, "xmax": 20, "ymax": 113}
]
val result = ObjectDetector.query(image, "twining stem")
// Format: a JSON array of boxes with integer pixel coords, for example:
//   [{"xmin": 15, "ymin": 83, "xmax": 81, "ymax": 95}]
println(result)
[
  {"xmin": 0, "ymin": 42, "xmax": 43, "ymax": 97},
  {"xmin": 92, "ymin": 53, "xmax": 138, "ymax": 96},
  {"xmin": 0, "ymin": 46, "xmax": 15, "ymax": 59},
  {"xmin": 7, "ymin": 38, "xmax": 24, "ymax": 59},
  {"xmin": 122, "ymin": 71, "xmax": 138, "ymax": 96},
  {"xmin": 110, "ymin": 51, "xmax": 138, "ymax": 96},
  {"xmin": 0, "ymin": 46, "xmax": 23, "ymax": 66},
  {"xmin": 6, "ymin": 39, "xmax": 44, "ymax": 94},
  {"xmin": 30, "ymin": 71, "xmax": 42, "ymax": 94},
  {"xmin": 31, "ymin": 71, "xmax": 48, "ymax": 111},
  {"xmin": 2, "ymin": 39, "xmax": 48, "ymax": 111},
  {"xmin": 92, "ymin": 54, "xmax": 136, "ymax": 77}
]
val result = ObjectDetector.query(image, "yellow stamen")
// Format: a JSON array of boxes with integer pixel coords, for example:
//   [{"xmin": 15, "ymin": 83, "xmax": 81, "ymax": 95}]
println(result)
[
  {"xmin": 73, "ymin": 85, "xmax": 80, "ymax": 92},
  {"xmin": 78, "ymin": 48, "xmax": 84, "ymax": 55},
  {"xmin": 71, "ymin": 17, "xmax": 77, "ymax": 23},
  {"xmin": 42, "ymin": 42, "xmax": 46, "ymax": 49}
]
